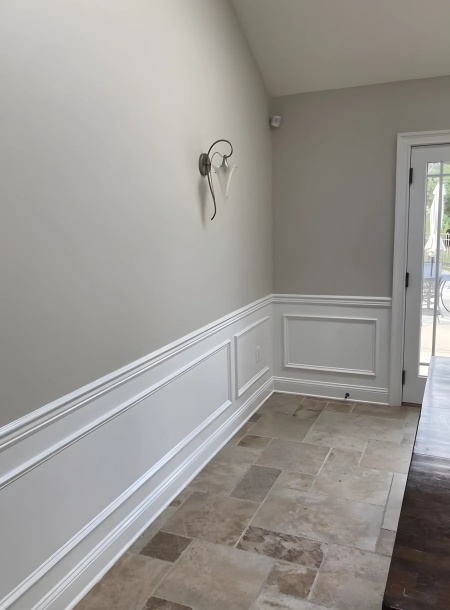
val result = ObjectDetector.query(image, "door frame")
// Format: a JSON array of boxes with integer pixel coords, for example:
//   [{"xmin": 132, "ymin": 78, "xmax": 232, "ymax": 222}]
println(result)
[{"xmin": 390, "ymin": 129, "xmax": 450, "ymax": 405}]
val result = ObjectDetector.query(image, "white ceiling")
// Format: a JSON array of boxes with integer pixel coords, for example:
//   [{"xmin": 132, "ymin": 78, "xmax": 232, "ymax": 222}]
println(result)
[{"xmin": 232, "ymin": 0, "xmax": 450, "ymax": 97}]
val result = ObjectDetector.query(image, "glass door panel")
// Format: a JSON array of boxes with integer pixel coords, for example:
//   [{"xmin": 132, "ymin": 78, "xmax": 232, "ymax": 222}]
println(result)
[{"xmin": 404, "ymin": 146, "xmax": 450, "ymax": 404}]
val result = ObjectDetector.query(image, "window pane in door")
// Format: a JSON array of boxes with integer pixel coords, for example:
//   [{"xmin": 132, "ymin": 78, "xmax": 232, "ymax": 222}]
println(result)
[
  {"xmin": 419, "ymin": 169, "xmax": 450, "ymax": 376},
  {"xmin": 428, "ymin": 162, "xmax": 441, "ymax": 175}
]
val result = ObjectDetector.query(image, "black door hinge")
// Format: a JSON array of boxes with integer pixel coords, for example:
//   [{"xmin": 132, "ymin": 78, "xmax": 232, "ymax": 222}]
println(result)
[
  {"xmin": 409, "ymin": 167, "xmax": 413, "ymax": 185},
  {"xmin": 402, "ymin": 370, "xmax": 406, "ymax": 385},
  {"xmin": 405, "ymin": 272, "xmax": 409, "ymax": 288}
]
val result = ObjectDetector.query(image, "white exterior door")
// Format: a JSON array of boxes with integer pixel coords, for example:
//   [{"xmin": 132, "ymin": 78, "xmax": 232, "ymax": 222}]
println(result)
[{"xmin": 403, "ymin": 145, "xmax": 450, "ymax": 403}]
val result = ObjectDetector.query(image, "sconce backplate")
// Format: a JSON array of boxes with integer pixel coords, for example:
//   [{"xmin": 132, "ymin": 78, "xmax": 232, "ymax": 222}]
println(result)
[{"xmin": 199, "ymin": 153, "xmax": 210, "ymax": 176}]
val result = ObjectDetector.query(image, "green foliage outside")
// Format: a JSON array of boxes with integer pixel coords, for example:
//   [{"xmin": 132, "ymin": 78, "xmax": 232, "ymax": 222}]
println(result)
[{"xmin": 426, "ymin": 165, "xmax": 450, "ymax": 271}]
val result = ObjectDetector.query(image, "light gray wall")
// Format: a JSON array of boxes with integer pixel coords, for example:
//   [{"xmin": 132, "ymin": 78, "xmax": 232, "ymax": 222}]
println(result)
[
  {"xmin": 0, "ymin": 0, "xmax": 272, "ymax": 426},
  {"xmin": 271, "ymin": 76, "xmax": 450, "ymax": 297}
]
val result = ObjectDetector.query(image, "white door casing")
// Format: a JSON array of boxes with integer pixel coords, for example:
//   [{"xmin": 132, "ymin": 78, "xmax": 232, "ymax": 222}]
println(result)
[{"xmin": 391, "ymin": 130, "xmax": 450, "ymax": 405}]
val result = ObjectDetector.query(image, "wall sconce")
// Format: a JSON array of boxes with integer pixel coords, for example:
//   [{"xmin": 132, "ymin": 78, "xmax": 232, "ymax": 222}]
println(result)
[{"xmin": 199, "ymin": 139, "xmax": 237, "ymax": 220}]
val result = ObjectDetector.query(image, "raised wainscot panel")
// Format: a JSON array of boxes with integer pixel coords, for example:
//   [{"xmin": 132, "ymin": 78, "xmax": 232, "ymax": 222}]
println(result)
[
  {"xmin": 0, "ymin": 341, "xmax": 231, "ymax": 605},
  {"xmin": 283, "ymin": 314, "xmax": 377, "ymax": 376},
  {"xmin": 234, "ymin": 316, "xmax": 270, "ymax": 397}
]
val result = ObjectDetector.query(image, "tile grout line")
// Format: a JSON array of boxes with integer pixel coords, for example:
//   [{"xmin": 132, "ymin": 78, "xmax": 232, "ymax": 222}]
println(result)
[
  {"xmin": 315, "ymin": 447, "xmax": 332, "ymax": 479},
  {"xmin": 380, "ymin": 473, "xmax": 396, "ymax": 532},
  {"xmin": 245, "ymin": 556, "xmax": 275, "ymax": 610},
  {"xmin": 225, "ymin": 442, "xmax": 276, "ymax": 500},
  {"xmin": 140, "ymin": 533, "xmax": 197, "ymax": 607},
  {"xmin": 358, "ymin": 440, "xmax": 369, "ymax": 466},
  {"xmin": 87, "ymin": 393, "xmax": 409, "ymax": 610}
]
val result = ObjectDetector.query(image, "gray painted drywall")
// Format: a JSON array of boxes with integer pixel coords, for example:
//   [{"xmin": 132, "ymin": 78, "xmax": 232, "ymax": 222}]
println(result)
[
  {"xmin": 0, "ymin": 0, "xmax": 272, "ymax": 426},
  {"xmin": 271, "ymin": 76, "xmax": 450, "ymax": 297}
]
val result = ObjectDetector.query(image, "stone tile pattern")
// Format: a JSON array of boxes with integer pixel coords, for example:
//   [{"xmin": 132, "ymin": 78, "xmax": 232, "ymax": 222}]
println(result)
[
  {"xmin": 75, "ymin": 393, "xmax": 419, "ymax": 610},
  {"xmin": 140, "ymin": 532, "xmax": 192, "ymax": 563}
]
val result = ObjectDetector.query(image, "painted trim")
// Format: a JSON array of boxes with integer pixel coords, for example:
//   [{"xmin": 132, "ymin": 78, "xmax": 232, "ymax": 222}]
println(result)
[
  {"xmin": 273, "ymin": 294, "xmax": 391, "ymax": 307},
  {"xmin": 6, "ymin": 378, "xmax": 273, "ymax": 610},
  {"xmin": 283, "ymin": 315, "xmax": 377, "ymax": 376},
  {"xmin": 234, "ymin": 316, "xmax": 270, "ymax": 397},
  {"xmin": 0, "ymin": 292, "xmax": 392, "ymax": 448},
  {"xmin": 390, "ymin": 129, "xmax": 450, "ymax": 406},
  {"xmin": 236, "ymin": 367, "xmax": 270, "ymax": 399},
  {"xmin": 0, "ymin": 292, "xmax": 395, "ymax": 610},
  {"xmin": 0, "ymin": 295, "xmax": 272, "ymax": 450},
  {"xmin": 0, "ymin": 341, "xmax": 232, "ymax": 491},
  {"xmin": 273, "ymin": 376, "xmax": 389, "ymax": 405}
]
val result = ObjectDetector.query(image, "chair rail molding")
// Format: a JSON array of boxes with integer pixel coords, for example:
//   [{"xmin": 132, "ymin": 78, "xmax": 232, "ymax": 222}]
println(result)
[
  {"xmin": 0, "ymin": 295, "xmax": 273, "ymax": 610},
  {"xmin": 273, "ymin": 294, "xmax": 391, "ymax": 307},
  {"xmin": 273, "ymin": 294, "xmax": 391, "ymax": 405},
  {"xmin": 391, "ymin": 129, "xmax": 450, "ymax": 406},
  {"xmin": 0, "ymin": 291, "xmax": 395, "ymax": 610}
]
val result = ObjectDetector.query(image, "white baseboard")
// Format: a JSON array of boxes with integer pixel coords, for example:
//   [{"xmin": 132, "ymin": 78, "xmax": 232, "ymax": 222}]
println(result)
[
  {"xmin": 0, "ymin": 292, "xmax": 395, "ymax": 610},
  {"xmin": 0, "ymin": 296, "xmax": 273, "ymax": 610},
  {"xmin": 273, "ymin": 376, "xmax": 389, "ymax": 405},
  {"xmin": 272, "ymin": 294, "xmax": 392, "ymax": 405},
  {"xmin": 39, "ymin": 380, "xmax": 273, "ymax": 610}
]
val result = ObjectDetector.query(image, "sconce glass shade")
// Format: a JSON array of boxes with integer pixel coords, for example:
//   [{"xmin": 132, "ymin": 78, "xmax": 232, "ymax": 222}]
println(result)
[{"xmin": 212, "ymin": 156, "xmax": 237, "ymax": 203}]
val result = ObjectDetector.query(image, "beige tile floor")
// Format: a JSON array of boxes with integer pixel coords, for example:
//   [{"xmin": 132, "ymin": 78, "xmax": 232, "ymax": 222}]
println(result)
[{"xmin": 75, "ymin": 393, "xmax": 420, "ymax": 610}]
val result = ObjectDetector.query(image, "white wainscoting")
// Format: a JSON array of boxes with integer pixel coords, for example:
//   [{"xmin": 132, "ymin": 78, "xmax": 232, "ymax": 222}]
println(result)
[
  {"xmin": 0, "ymin": 296, "xmax": 273, "ymax": 610},
  {"xmin": 234, "ymin": 316, "xmax": 271, "ymax": 398},
  {"xmin": 273, "ymin": 295, "xmax": 392, "ymax": 404},
  {"xmin": 0, "ymin": 292, "xmax": 394, "ymax": 610}
]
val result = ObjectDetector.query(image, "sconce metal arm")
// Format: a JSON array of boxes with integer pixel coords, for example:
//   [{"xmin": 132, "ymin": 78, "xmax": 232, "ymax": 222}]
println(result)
[{"xmin": 199, "ymin": 139, "xmax": 233, "ymax": 220}]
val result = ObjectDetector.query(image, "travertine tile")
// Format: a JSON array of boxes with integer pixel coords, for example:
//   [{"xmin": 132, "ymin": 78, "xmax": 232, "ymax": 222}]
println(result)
[
  {"xmin": 163, "ymin": 491, "xmax": 257, "ymax": 546},
  {"xmin": 170, "ymin": 490, "xmax": 191, "ymax": 508},
  {"xmin": 155, "ymin": 539, "xmax": 273, "ymax": 610},
  {"xmin": 248, "ymin": 413, "xmax": 263, "ymax": 422},
  {"xmin": 303, "ymin": 429, "xmax": 367, "ymax": 452},
  {"xmin": 237, "ymin": 526, "xmax": 326, "ymax": 569},
  {"xmin": 258, "ymin": 393, "xmax": 303, "ymax": 416},
  {"xmin": 187, "ymin": 445, "xmax": 258, "ymax": 495},
  {"xmin": 227, "ymin": 422, "xmax": 256, "ymax": 445},
  {"xmin": 289, "ymin": 408, "xmax": 321, "ymax": 422},
  {"xmin": 352, "ymin": 403, "xmax": 410, "ymax": 420},
  {"xmin": 310, "ymin": 544, "xmax": 390, "ymax": 610},
  {"xmin": 75, "ymin": 392, "xmax": 419, "ymax": 610},
  {"xmin": 238, "ymin": 435, "xmax": 272, "ymax": 452},
  {"xmin": 252, "ymin": 590, "xmax": 326, "ymax": 610},
  {"xmin": 312, "ymin": 461, "xmax": 393, "ymax": 506},
  {"xmin": 402, "ymin": 432, "xmax": 416, "ymax": 446},
  {"xmin": 250, "ymin": 414, "xmax": 315, "ymax": 442},
  {"xmin": 145, "ymin": 598, "xmax": 192, "ymax": 610},
  {"xmin": 253, "ymin": 487, "xmax": 383, "ymax": 551},
  {"xmin": 383, "ymin": 472, "xmax": 407, "ymax": 531},
  {"xmin": 299, "ymin": 397, "xmax": 327, "ymax": 411},
  {"xmin": 231, "ymin": 465, "xmax": 281, "ymax": 502},
  {"xmin": 256, "ymin": 440, "xmax": 329, "ymax": 475},
  {"xmin": 360, "ymin": 440, "xmax": 412, "ymax": 474},
  {"xmin": 129, "ymin": 507, "xmax": 177, "ymax": 554},
  {"xmin": 75, "ymin": 553, "xmax": 171, "ymax": 610},
  {"xmin": 376, "ymin": 529, "xmax": 396, "ymax": 557},
  {"xmin": 325, "ymin": 447, "xmax": 363, "ymax": 465},
  {"xmin": 265, "ymin": 562, "xmax": 317, "ymax": 599},
  {"xmin": 274, "ymin": 470, "xmax": 315, "ymax": 492},
  {"xmin": 140, "ymin": 531, "xmax": 192, "ymax": 562},
  {"xmin": 324, "ymin": 401, "xmax": 355, "ymax": 413},
  {"xmin": 308, "ymin": 411, "xmax": 405, "ymax": 443},
  {"xmin": 403, "ymin": 408, "xmax": 421, "ymax": 433}
]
